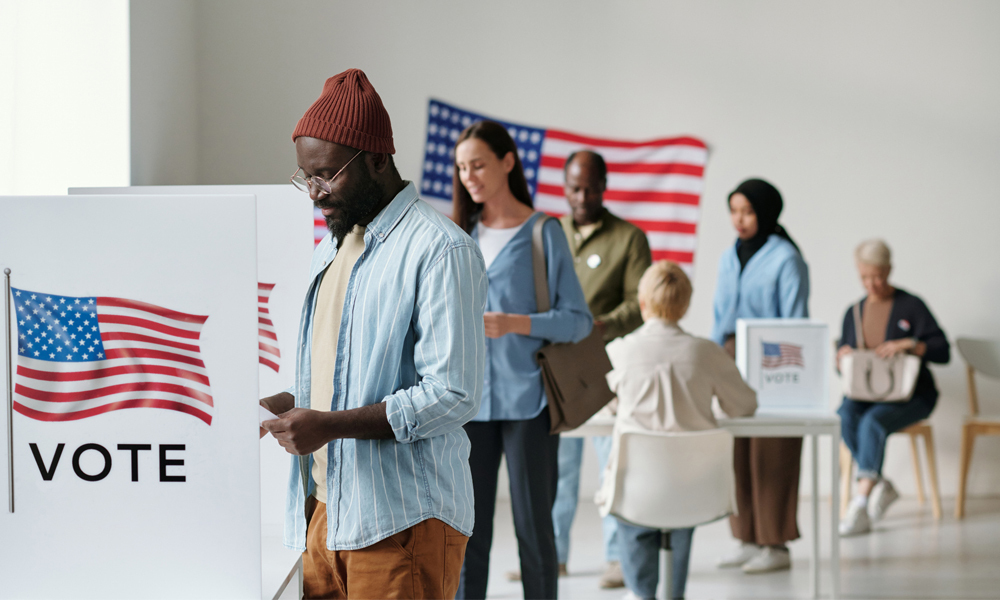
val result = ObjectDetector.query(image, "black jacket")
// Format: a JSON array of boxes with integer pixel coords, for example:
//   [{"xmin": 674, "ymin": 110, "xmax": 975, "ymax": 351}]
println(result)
[{"xmin": 840, "ymin": 288, "xmax": 950, "ymax": 399}]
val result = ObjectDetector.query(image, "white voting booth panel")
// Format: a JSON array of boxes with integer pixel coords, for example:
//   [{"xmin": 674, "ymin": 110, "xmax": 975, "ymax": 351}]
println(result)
[
  {"xmin": 70, "ymin": 185, "xmax": 314, "ymax": 531},
  {"xmin": 736, "ymin": 319, "xmax": 830, "ymax": 414},
  {"xmin": 0, "ymin": 195, "xmax": 260, "ymax": 599}
]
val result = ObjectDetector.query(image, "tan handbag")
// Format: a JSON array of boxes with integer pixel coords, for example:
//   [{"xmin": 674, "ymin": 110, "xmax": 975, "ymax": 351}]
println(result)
[
  {"xmin": 531, "ymin": 215, "xmax": 615, "ymax": 434},
  {"xmin": 838, "ymin": 302, "xmax": 920, "ymax": 402}
]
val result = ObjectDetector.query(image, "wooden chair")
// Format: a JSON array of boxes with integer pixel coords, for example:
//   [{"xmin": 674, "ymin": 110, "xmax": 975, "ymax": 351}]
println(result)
[
  {"xmin": 955, "ymin": 338, "xmax": 1000, "ymax": 519},
  {"xmin": 839, "ymin": 421, "xmax": 942, "ymax": 520}
]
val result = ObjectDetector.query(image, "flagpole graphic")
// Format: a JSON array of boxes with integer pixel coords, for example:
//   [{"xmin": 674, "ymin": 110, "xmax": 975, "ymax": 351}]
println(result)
[{"xmin": 5, "ymin": 268, "xmax": 14, "ymax": 513}]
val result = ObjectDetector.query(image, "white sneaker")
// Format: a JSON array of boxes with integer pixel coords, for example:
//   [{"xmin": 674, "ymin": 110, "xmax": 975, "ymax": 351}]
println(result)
[
  {"xmin": 717, "ymin": 542, "xmax": 761, "ymax": 568},
  {"xmin": 621, "ymin": 591, "xmax": 649, "ymax": 600},
  {"xmin": 742, "ymin": 546, "xmax": 791, "ymax": 573},
  {"xmin": 868, "ymin": 479, "xmax": 899, "ymax": 522},
  {"xmin": 839, "ymin": 500, "xmax": 872, "ymax": 536}
]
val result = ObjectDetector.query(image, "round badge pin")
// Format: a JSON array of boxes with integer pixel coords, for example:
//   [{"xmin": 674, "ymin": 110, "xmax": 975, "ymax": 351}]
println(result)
[{"xmin": 587, "ymin": 254, "xmax": 602, "ymax": 269}]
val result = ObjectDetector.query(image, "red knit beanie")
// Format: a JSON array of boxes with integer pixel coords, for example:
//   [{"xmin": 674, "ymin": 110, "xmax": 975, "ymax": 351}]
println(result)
[{"xmin": 292, "ymin": 68, "xmax": 395, "ymax": 154}]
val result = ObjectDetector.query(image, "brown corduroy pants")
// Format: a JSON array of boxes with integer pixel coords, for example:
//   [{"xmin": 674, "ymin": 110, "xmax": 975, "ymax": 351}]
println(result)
[
  {"xmin": 303, "ymin": 501, "xmax": 468, "ymax": 599},
  {"xmin": 729, "ymin": 437, "xmax": 802, "ymax": 546}
]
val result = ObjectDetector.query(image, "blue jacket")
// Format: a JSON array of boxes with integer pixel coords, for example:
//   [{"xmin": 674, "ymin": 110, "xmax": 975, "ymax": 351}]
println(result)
[
  {"xmin": 470, "ymin": 213, "xmax": 592, "ymax": 421},
  {"xmin": 711, "ymin": 235, "xmax": 810, "ymax": 345}
]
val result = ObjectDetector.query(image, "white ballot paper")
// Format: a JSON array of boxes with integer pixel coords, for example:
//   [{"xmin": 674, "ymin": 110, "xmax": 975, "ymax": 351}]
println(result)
[{"xmin": 259, "ymin": 405, "xmax": 279, "ymax": 427}]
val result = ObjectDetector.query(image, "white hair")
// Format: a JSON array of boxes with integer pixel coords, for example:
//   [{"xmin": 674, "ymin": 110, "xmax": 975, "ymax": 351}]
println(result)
[{"xmin": 855, "ymin": 239, "xmax": 892, "ymax": 268}]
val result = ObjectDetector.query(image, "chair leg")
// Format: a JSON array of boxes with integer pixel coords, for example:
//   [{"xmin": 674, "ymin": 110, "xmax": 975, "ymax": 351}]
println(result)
[
  {"xmin": 908, "ymin": 432, "xmax": 926, "ymax": 506},
  {"xmin": 921, "ymin": 429, "xmax": 943, "ymax": 521},
  {"xmin": 956, "ymin": 425, "xmax": 975, "ymax": 519},
  {"xmin": 839, "ymin": 442, "xmax": 853, "ymax": 519},
  {"xmin": 661, "ymin": 530, "xmax": 672, "ymax": 600}
]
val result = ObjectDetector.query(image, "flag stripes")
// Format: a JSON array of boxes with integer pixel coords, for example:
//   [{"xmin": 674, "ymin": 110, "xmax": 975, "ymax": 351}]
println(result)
[{"xmin": 257, "ymin": 282, "xmax": 280, "ymax": 373}]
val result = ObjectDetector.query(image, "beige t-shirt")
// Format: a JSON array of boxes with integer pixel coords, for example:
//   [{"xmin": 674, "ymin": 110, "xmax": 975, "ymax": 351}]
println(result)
[
  {"xmin": 861, "ymin": 296, "xmax": 893, "ymax": 348},
  {"xmin": 310, "ymin": 225, "xmax": 366, "ymax": 504}
]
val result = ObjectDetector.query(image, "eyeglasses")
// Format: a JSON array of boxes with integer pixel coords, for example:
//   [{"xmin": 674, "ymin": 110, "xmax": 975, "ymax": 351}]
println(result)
[{"xmin": 290, "ymin": 150, "xmax": 363, "ymax": 195}]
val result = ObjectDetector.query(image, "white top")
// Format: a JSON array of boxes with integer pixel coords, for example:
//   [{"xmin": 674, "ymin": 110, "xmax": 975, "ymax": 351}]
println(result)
[{"xmin": 476, "ymin": 220, "xmax": 524, "ymax": 269}]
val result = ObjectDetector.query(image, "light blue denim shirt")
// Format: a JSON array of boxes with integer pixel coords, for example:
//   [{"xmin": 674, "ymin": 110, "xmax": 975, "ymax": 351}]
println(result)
[
  {"xmin": 282, "ymin": 182, "xmax": 487, "ymax": 552},
  {"xmin": 470, "ymin": 213, "xmax": 593, "ymax": 421},
  {"xmin": 711, "ymin": 234, "xmax": 810, "ymax": 346}
]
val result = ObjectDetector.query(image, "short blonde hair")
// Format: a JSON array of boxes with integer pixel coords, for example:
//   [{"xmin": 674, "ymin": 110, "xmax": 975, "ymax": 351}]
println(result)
[
  {"xmin": 638, "ymin": 261, "xmax": 692, "ymax": 322},
  {"xmin": 855, "ymin": 239, "xmax": 892, "ymax": 269}
]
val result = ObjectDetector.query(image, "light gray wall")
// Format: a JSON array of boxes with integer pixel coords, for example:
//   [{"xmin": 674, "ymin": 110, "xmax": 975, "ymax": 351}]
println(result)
[
  {"xmin": 131, "ymin": 0, "xmax": 1000, "ymax": 499},
  {"xmin": 130, "ymin": 0, "xmax": 198, "ymax": 185}
]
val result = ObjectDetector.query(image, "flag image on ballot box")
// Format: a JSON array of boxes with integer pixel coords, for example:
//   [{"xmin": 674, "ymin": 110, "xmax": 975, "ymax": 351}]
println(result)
[
  {"xmin": 257, "ymin": 282, "xmax": 280, "ymax": 373},
  {"xmin": 11, "ymin": 287, "xmax": 214, "ymax": 425},
  {"xmin": 761, "ymin": 341, "xmax": 805, "ymax": 369},
  {"xmin": 419, "ymin": 99, "xmax": 708, "ymax": 269}
]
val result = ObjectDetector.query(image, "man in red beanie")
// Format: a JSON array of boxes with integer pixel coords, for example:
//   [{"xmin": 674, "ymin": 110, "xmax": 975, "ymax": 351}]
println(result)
[{"xmin": 260, "ymin": 68, "xmax": 487, "ymax": 599}]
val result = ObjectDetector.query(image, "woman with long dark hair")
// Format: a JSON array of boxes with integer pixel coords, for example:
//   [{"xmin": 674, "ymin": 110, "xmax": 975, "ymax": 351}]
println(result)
[
  {"xmin": 711, "ymin": 178, "xmax": 810, "ymax": 574},
  {"xmin": 452, "ymin": 121, "xmax": 592, "ymax": 600}
]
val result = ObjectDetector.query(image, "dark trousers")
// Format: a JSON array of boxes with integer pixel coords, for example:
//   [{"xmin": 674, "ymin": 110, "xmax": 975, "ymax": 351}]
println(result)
[
  {"xmin": 838, "ymin": 393, "xmax": 936, "ymax": 480},
  {"xmin": 729, "ymin": 437, "xmax": 802, "ymax": 546},
  {"xmin": 457, "ymin": 410, "xmax": 560, "ymax": 600}
]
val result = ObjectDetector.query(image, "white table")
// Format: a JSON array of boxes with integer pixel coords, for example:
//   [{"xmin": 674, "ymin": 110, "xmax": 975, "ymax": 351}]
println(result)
[{"xmin": 565, "ymin": 413, "xmax": 841, "ymax": 600}]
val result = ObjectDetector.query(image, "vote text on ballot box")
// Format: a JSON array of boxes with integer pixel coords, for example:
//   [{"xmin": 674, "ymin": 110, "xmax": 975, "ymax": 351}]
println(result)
[{"xmin": 736, "ymin": 319, "xmax": 831, "ymax": 414}]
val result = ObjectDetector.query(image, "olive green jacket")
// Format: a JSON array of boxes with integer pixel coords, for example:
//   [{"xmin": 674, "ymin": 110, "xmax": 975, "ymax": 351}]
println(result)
[{"xmin": 560, "ymin": 209, "xmax": 652, "ymax": 342}]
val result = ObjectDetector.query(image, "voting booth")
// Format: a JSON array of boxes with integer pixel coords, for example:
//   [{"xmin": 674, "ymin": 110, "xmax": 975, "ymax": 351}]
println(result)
[
  {"xmin": 736, "ymin": 319, "xmax": 831, "ymax": 414},
  {"xmin": 70, "ymin": 185, "xmax": 315, "ymax": 533},
  {"xmin": 1, "ymin": 195, "xmax": 262, "ymax": 599}
]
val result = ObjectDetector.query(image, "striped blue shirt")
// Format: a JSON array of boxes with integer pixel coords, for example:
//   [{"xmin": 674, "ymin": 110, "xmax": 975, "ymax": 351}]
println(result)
[{"xmin": 283, "ymin": 182, "xmax": 487, "ymax": 552}]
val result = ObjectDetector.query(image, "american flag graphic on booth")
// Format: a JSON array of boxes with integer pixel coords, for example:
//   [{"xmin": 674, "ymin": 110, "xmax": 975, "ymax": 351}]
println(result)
[
  {"xmin": 12, "ymin": 288, "xmax": 214, "ymax": 425},
  {"xmin": 419, "ymin": 99, "xmax": 709, "ymax": 270},
  {"xmin": 761, "ymin": 341, "xmax": 805, "ymax": 369},
  {"xmin": 257, "ymin": 282, "xmax": 280, "ymax": 372}
]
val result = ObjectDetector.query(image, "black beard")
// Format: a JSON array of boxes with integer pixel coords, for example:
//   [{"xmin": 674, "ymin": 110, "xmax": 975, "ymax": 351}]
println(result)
[{"xmin": 319, "ymin": 169, "xmax": 385, "ymax": 241}]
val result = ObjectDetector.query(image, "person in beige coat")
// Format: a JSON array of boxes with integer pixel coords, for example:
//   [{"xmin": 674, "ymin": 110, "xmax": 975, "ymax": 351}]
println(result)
[{"xmin": 597, "ymin": 261, "xmax": 757, "ymax": 600}]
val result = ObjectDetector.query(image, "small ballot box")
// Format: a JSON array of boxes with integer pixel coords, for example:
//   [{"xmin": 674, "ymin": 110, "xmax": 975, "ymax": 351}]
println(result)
[{"xmin": 736, "ymin": 319, "xmax": 831, "ymax": 415}]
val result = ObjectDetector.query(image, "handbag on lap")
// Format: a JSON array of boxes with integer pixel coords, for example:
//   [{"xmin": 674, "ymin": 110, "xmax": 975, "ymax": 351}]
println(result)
[
  {"xmin": 838, "ymin": 302, "xmax": 920, "ymax": 402},
  {"xmin": 530, "ymin": 215, "xmax": 615, "ymax": 434}
]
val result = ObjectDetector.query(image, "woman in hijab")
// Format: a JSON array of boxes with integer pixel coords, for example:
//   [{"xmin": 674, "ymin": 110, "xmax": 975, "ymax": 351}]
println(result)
[{"xmin": 711, "ymin": 178, "xmax": 810, "ymax": 574}]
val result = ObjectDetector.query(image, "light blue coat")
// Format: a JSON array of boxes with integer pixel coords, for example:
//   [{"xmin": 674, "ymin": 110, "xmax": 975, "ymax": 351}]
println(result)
[
  {"xmin": 711, "ymin": 235, "xmax": 810, "ymax": 346},
  {"xmin": 470, "ymin": 213, "xmax": 593, "ymax": 421}
]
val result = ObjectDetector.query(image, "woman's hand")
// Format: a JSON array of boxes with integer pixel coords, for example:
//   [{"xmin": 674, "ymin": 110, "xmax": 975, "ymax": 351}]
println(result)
[
  {"xmin": 483, "ymin": 312, "xmax": 532, "ymax": 338},
  {"xmin": 875, "ymin": 338, "xmax": 918, "ymax": 358},
  {"xmin": 837, "ymin": 345, "xmax": 853, "ymax": 362}
]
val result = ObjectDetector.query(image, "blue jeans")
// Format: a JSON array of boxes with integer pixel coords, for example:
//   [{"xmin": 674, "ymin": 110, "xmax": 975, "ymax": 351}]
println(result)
[
  {"xmin": 616, "ymin": 520, "xmax": 694, "ymax": 600},
  {"xmin": 552, "ymin": 436, "xmax": 620, "ymax": 565},
  {"xmin": 838, "ymin": 392, "xmax": 936, "ymax": 480}
]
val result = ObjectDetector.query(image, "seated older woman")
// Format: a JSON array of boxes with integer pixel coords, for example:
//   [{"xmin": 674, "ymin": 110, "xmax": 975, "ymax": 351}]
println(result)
[
  {"xmin": 837, "ymin": 239, "xmax": 950, "ymax": 536},
  {"xmin": 597, "ymin": 261, "xmax": 757, "ymax": 600}
]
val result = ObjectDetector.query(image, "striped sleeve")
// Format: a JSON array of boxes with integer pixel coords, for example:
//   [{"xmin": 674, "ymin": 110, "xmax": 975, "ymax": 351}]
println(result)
[{"xmin": 383, "ymin": 243, "xmax": 487, "ymax": 443}]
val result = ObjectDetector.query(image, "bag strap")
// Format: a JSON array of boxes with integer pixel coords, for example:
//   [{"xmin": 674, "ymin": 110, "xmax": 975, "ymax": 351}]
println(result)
[
  {"xmin": 853, "ymin": 302, "xmax": 866, "ymax": 350},
  {"xmin": 531, "ymin": 214, "xmax": 552, "ymax": 313}
]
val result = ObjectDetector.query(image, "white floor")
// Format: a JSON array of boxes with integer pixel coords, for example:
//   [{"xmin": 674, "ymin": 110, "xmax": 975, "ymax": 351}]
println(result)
[{"xmin": 484, "ymin": 496, "xmax": 1000, "ymax": 600}]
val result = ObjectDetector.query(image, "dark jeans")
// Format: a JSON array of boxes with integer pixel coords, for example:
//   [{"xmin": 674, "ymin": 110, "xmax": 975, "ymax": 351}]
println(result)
[
  {"xmin": 838, "ymin": 392, "xmax": 936, "ymax": 480},
  {"xmin": 457, "ymin": 410, "xmax": 560, "ymax": 600},
  {"xmin": 616, "ymin": 520, "xmax": 694, "ymax": 600}
]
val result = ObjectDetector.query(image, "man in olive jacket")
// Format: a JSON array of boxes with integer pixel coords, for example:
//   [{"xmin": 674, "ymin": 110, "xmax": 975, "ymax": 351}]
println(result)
[{"xmin": 555, "ymin": 150, "xmax": 651, "ymax": 588}]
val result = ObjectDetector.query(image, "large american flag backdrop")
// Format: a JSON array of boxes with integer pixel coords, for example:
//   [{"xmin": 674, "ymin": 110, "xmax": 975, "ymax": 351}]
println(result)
[
  {"xmin": 12, "ymin": 288, "xmax": 214, "ymax": 425},
  {"xmin": 417, "ymin": 99, "xmax": 709, "ymax": 269}
]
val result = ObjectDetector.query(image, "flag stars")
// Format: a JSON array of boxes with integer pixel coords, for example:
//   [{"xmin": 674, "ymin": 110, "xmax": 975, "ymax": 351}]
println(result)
[
  {"xmin": 70, "ymin": 334, "xmax": 76, "ymax": 340},
  {"xmin": 14, "ymin": 291, "xmax": 21, "ymax": 297},
  {"xmin": 97, "ymin": 352, "xmax": 104, "ymax": 358},
  {"xmin": 50, "ymin": 353, "xmax": 55, "ymax": 359},
  {"xmin": 75, "ymin": 312, "xmax": 81, "ymax": 318},
  {"xmin": 34, "ymin": 351, "xmax": 40, "ymax": 357},
  {"xmin": 75, "ymin": 299, "xmax": 80, "ymax": 304},
  {"xmin": 31, "ymin": 294, "xmax": 36, "ymax": 300},
  {"xmin": 60, "ymin": 298, "xmax": 65, "ymax": 304},
  {"xmin": 85, "ymin": 333, "xmax": 91, "ymax": 339}
]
